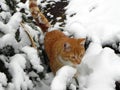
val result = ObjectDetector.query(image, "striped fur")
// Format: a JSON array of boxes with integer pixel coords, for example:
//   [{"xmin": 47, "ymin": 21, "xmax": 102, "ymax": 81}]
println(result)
[{"xmin": 29, "ymin": 0, "xmax": 50, "ymax": 32}]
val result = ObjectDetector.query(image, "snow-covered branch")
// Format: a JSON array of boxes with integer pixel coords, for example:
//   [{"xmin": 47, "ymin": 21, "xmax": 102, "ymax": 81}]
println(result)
[
  {"xmin": 51, "ymin": 66, "xmax": 77, "ymax": 90},
  {"xmin": 21, "ymin": 46, "xmax": 44, "ymax": 73}
]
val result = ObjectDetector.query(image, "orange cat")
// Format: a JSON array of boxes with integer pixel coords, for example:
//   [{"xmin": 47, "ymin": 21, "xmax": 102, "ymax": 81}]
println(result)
[{"xmin": 29, "ymin": 0, "xmax": 85, "ymax": 75}]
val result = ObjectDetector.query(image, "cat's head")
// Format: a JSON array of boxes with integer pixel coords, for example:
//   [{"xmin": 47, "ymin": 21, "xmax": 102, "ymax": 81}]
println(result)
[{"xmin": 59, "ymin": 38, "xmax": 85, "ymax": 67}]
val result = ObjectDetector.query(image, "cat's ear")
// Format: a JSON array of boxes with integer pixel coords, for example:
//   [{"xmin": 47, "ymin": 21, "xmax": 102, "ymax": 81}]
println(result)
[
  {"xmin": 64, "ymin": 42, "xmax": 71, "ymax": 52},
  {"xmin": 78, "ymin": 38, "xmax": 86, "ymax": 46}
]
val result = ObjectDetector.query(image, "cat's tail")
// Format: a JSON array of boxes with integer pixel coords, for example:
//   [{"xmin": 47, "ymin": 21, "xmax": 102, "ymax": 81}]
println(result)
[{"xmin": 29, "ymin": 0, "xmax": 51, "ymax": 33}]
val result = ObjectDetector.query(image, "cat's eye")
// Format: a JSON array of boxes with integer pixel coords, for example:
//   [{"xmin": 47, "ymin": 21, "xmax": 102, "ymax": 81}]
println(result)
[
  {"xmin": 71, "ymin": 56, "xmax": 76, "ymax": 59},
  {"xmin": 79, "ymin": 54, "xmax": 83, "ymax": 57},
  {"xmin": 72, "ymin": 56, "xmax": 75, "ymax": 58}
]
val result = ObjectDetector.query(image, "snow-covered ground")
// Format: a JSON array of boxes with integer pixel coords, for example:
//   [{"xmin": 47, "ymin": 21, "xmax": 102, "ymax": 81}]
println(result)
[{"xmin": 0, "ymin": 0, "xmax": 120, "ymax": 90}]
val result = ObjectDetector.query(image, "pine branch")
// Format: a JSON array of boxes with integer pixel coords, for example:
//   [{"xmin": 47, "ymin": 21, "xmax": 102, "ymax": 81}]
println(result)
[{"xmin": 5, "ymin": 0, "xmax": 17, "ymax": 14}]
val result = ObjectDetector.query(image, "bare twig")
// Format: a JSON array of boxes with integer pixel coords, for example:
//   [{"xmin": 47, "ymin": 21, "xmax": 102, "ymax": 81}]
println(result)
[{"xmin": 20, "ymin": 22, "xmax": 37, "ymax": 49}]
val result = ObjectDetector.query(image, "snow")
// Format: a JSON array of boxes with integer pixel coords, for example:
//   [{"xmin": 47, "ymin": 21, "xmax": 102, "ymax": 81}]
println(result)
[
  {"xmin": 17, "ymin": 1, "xmax": 30, "ymax": 12},
  {"xmin": 0, "ymin": 34, "xmax": 18, "ymax": 48},
  {"xmin": 65, "ymin": 0, "xmax": 120, "ymax": 44},
  {"xmin": 51, "ymin": 66, "xmax": 77, "ymax": 90},
  {"xmin": 77, "ymin": 43, "xmax": 120, "ymax": 90},
  {"xmin": 21, "ymin": 46, "xmax": 44, "ymax": 72},
  {"xmin": 0, "ymin": 0, "xmax": 120, "ymax": 90},
  {"xmin": 0, "ymin": 11, "xmax": 39, "ymax": 52},
  {"xmin": 8, "ymin": 12, "xmax": 22, "ymax": 31},
  {"xmin": 0, "ymin": 72, "xmax": 7, "ymax": 86},
  {"xmin": 9, "ymin": 54, "xmax": 33, "ymax": 90},
  {"xmin": 0, "ymin": 12, "xmax": 31, "ymax": 53},
  {"xmin": 0, "ymin": 11, "xmax": 11, "ymax": 23},
  {"xmin": 0, "ymin": 1, "xmax": 9, "ymax": 11}
]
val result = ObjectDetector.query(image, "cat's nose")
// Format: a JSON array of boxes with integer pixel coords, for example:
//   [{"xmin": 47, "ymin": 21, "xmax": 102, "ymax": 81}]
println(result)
[{"xmin": 76, "ymin": 59, "xmax": 81, "ymax": 64}]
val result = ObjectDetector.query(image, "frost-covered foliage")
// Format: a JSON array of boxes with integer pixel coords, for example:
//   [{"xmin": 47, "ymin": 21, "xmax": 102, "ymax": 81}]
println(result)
[
  {"xmin": 0, "ymin": 0, "xmax": 47, "ymax": 90},
  {"xmin": 1, "ymin": 0, "xmax": 120, "ymax": 90}
]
